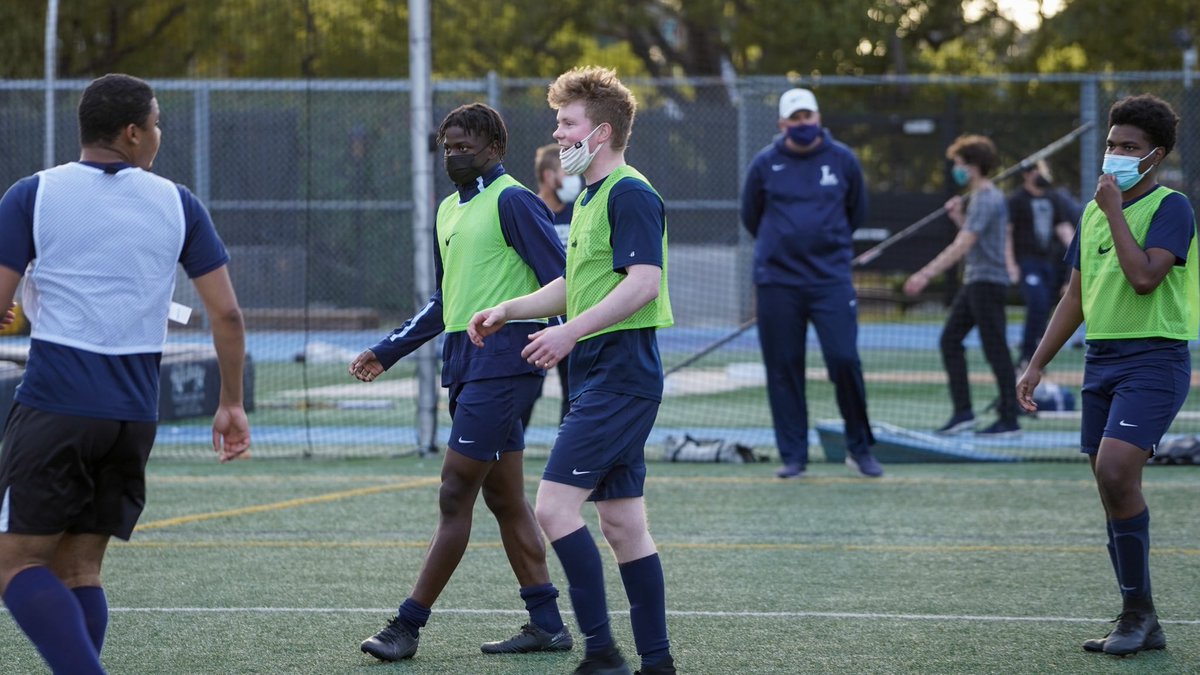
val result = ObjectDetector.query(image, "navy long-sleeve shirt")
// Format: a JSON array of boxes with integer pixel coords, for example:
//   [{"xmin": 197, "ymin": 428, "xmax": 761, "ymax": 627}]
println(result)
[
  {"xmin": 370, "ymin": 164, "xmax": 566, "ymax": 385},
  {"xmin": 740, "ymin": 129, "xmax": 867, "ymax": 287}
]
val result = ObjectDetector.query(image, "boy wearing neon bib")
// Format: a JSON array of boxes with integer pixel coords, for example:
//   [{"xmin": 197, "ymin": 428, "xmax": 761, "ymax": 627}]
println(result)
[
  {"xmin": 353, "ymin": 104, "xmax": 571, "ymax": 662},
  {"xmin": 1017, "ymin": 94, "xmax": 1197, "ymax": 656},
  {"xmin": 469, "ymin": 66, "xmax": 676, "ymax": 675}
]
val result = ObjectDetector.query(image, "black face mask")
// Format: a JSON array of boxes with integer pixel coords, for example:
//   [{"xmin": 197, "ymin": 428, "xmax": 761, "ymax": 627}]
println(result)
[
  {"xmin": 445, "ymin": 149, "xmax": 487, "ymax": 185},
  {"xmin": 1034, "ymin": 174, "xmax": 1052, "ymax": 189}
]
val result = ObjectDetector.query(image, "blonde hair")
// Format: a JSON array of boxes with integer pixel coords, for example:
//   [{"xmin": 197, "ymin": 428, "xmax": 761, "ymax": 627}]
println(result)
[{"xmin": 547, "ymin": 66, "xmax": 637, "ymax": 150}]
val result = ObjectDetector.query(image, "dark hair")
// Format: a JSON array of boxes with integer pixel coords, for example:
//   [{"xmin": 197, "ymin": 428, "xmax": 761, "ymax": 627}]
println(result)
[
  {"xmin": 78, "ymin": 74, "xmax": 155, "ymax": 145},
  {"xmin": 1109, "ymin": 94, "xmax": 1179, "ymax": 156},
  {"xmin": 945, "ymin": 134, "xmax": 999, "ymax": 176},
  {"xmin": 436, "ymin": 103, "xmax": 508, "ymax": 158},
  {"xmin": 533, "ymin": 143, "xmax": 561, "ymax": 186}
]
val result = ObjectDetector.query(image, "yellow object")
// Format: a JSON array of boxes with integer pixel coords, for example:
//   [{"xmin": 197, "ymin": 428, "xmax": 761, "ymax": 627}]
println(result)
[{"xmin": 0, "ymin": 303, "xmax": 29, "ymax": 336}]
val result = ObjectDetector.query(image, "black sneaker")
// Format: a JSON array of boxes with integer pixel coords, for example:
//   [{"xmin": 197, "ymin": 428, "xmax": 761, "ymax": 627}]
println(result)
[
  {"xmin": 634, "ymin": 656, "xmax": 677, "ymax": 674},
  {"xmin": 360, "ymin": 615, "xmax": 419, "ymax": 661},
  {"xmin": 574, "ymin": 646, "xmax": 633, "ymax": 675},
  {"xmin": 845, "ymin": 452, "xmax": 883, "ymax": 478},
  {"xmin": 481, "ymin": 622, "xmax": 574, "ymax": 654},
  {"xmin": 935, "ymin": 412, "xmax": 975, "ymax": 435},
  {"xmin": 775, "ymin": 463, "xmax": 806, "ymax": 479},
  {"xmin": 977, "ymin": 420, "xmax": 1020, "ymax": 437},
  {"xmin": 1102, "ymin": 610, "xmax": 1167, "ymax": 656}
]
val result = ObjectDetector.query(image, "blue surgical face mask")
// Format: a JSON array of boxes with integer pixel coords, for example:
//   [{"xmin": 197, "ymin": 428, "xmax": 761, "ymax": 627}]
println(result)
[
  {"xmin": 786, "ymin": 123, "xmax": 821, "ymax": 146},
  {"xmin": 1101, "ymin": 147, "xmax": 1159, "ymax": 191},
  {"xmin": 951, "ymin": 165, "xmax": 970, "ymax": 187}
]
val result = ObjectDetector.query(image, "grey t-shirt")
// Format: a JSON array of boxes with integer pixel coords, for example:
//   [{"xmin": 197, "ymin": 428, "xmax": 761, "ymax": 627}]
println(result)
[{"xmin": 963, "ymin": 184, "xmax": 1010, "ymax": 285}]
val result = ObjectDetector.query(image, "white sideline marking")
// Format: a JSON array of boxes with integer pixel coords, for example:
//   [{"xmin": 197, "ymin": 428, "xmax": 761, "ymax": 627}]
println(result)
[{"xmin": 85, "ymin": 607, "xmax": 1200, "ymax": 626}]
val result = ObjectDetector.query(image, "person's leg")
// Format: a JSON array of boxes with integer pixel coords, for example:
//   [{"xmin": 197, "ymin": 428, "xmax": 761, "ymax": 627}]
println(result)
[
  {"xmin": 0, "ymin": 533, "xmax": 106, "ymax": 674},
  {"xmin": 480, "ymin": 452, "xmax": 567, "ymax": 642},
  {"xmin": 1016, "ymin": 259, "xmax": 1053, "ymax": 366},
  {"xmin": 52, "ymin": 533, "xmax": 111, "ymax": 654},
  {"xmin": 808, "ymin": 282, "xmax": 877, "ymax": 468},
  {"xmin": 968, "ymin": 282, "xmax": 1018, "ymax": 426},
  {"xmin": 938, "ymin": 287, "xmax": 976, "ymax": 421},
  {"xmin": 536, "ymin": 480, "xmax": 614, "ymax": 658},
  {"xmin": 597, "ymin": 497, "xmax": 672, "ymax": 671},
  {"xmin": 756, "ymin": 285, "xmax": 811, "ymax": 471}
]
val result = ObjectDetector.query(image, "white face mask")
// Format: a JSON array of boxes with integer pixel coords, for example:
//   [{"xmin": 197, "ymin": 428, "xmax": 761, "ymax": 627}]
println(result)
[
  {"xmin": 559, "ymin": 124, "xmax": 605, "ymax": 176},
  {"xmin": 555, "ymin": 174, "xmax": 583, "ymax": 203}
]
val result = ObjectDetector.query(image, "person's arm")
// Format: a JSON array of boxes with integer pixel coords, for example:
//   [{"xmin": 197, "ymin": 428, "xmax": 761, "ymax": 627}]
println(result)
[
  {"xmin": 1095, "ymin": 175, "xmax": 1178, "ymax": 294},
  {"xmin": 191, "ymin": 266, "xmax": 250, "ymax": 462},
  {"xmin": 739, "ymin": 159, "xmax": 764, "ymax": 237},
  {"xmin": 1016, "ymin": 268, "xmax": 1084, "ymax": 412},
  {"xmin": 902, "ymin": 228, "xmax": 979, "ymax": 295},
  {"xmin": 0, "ymin": 266, "xmax": 20, "ymax": 325},
  {"xmin": 499, "ymin": 187, "xmax": 567, "ymax": 286},
  {"xmin": 844, "ymin": 151, "xmax": 867, "ymax": 231},
  {"xmin": 1005, "ymin": 222, "xmax": 1019, "ymax": 283},
  {"xmin": 467, "ymin": 276, "xmax": 567, "ymax": 346}
]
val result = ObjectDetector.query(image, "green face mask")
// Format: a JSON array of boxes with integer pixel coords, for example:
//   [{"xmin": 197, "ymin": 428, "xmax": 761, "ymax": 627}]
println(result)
[{"xmin": 951, "ymin": 165, "xmax": 970, "ymax": 187}]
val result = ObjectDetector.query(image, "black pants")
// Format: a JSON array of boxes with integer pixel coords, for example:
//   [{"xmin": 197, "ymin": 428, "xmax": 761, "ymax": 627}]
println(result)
[{"xmin": 940, "ymin": 281, "xmax": 1017, "ymax": 423}]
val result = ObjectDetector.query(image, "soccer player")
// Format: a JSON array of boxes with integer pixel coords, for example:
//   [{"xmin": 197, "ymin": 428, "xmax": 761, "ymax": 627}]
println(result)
[
  {"xmin": 353, "ymin": 103, "xmax": 572, "ymax": 662},
  {"xmin": 904, "ymin": 134, "xmax": 1019, "ymax": 437},
  {"xmin": 0, "ymin": 73, "xmax": 250, "ymax": 674},
  {"xmin": 1016, "ymin": 94, "xmax": 1196, "ymax": 656},
  {"xmin": 469, "ymin": 65, "xmax": 677, "ymax": 675},
  {"xmin": 740, "ymin": 87, "xmax": 883, "ymax": 479}
]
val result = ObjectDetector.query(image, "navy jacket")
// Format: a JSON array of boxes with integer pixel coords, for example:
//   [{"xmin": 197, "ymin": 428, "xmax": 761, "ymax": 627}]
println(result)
[{"xmin": 740, "ymin": 129, "xmax": 867, "ymax": 287}]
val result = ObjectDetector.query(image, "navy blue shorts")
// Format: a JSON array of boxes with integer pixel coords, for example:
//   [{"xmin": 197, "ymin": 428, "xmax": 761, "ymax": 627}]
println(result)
[
  {"xmin": 447, "ymin": 374, "xmax": 542, "ymax": 462},
  {"xmin": 543, "ymin": 389, "xmax": 659, "ymax": 501},
  {"xmin": 0, "ymin": 403, "xmax": 156, "ymax": 540},
  {"xmin": 1080, "ymin": 357, "xmax": 1190, "ymax": 455}
]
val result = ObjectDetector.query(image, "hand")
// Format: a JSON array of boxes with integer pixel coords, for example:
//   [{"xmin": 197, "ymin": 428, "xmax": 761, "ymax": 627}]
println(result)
[
  {"xmin": 1015, "ymin": 366, "xmax": 1042, "ymax": 414},
  {"xmin": 1008, "ymin": 262, "xmax": 1021, "ymax": 285},
  {"xmin": 349, "ymin": 349, "xmax": 384, "ymax": 382},
  {"xmin": 212, "ymin": 404, "xmax": 251, "ymax": 463},
  {"xmin": 520, "ymin": 324, "xmax": 576, "ymax": 369},
  {"xmin": 0, "ymin": 303, "xmax": 13, "ymax": 328},
  {"xmin": 944, "ymin": 195, "xmax": 965, "ymax": 225},
  {"xmin": 467, "ymin": 305, "xmax": 508, "ymax": 347},
  {"xmin": 1094, "ymin": 173, "xmax": 1123, "ymax": 215},
  {"xmin": 903, "ymin": 272, "xmax": 929, "ymax": 296}
]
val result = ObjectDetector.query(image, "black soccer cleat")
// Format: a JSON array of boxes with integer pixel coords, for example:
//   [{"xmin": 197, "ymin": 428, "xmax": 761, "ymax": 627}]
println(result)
[
  {"xmin": 1101, "ymin": 610, "xmax": 1167, "ymax": 656},
  {"xmin": 634, "ymin": 655, "xmax": 677, "ymax": 674},
  {"xmin": 573, "ymin": 645, "xmax": 633, "ymax": 675},
  {"xmin": 1089, "ymin": 610, "xmax": 1171, "ymax": 653},
  {"xmin": 481, "ymin": 622, "xmax": 574, "ymax": 654},
  {"xmin": 360, "ymin": 615, "xmax": 419, "ymax": 661}
]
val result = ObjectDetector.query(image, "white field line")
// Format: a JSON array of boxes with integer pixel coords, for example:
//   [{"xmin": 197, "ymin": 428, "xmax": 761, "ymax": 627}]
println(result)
[{"xmin": 53, "ymin": 607, "xmax": 1200, "ymax": 625}]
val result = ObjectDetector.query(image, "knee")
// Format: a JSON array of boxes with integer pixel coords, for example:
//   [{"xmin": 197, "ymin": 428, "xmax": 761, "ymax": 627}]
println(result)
[
  {"xmin": 939, "ymin": 334, "xmax": 960, "ymax": 353},
  {"xmin": 437, "ymin": 476, "xmax": 477, "ymax": 518},
  {"xmin": 1095, "ymin": 468, "xmax": 1139, "ymax": 511},
  {"xmin": 482, "ymin": 483, "xmax": 525, "ymax": 521},
  {"xmin": 598, "ymin": 516, "xmax": 640, "ymax": 552}
]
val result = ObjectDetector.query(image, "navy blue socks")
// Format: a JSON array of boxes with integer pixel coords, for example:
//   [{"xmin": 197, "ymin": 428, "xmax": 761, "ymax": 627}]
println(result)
[
  {"xmin": 551, "ymin": 526, "xmax": 613, "ymax": 655},
  {"xmin": 520, "ymin": 582, "xmax": 564, "ymax": 634},
  {"xmin": 397, "ymin": 597, "xmax": 431, "ymax": 637},
  {"xmin": 619, "ymin": 553, "xmax": 672, "ymax": 668},
  {"xmin": 72, "ymin": 586, "xmax": 109, "ymax": 653},
  {"xmin": 1111, "ymin": 508, "xmax": 1153, "ymax": 610},
  {"xmin": 2, "ymin": 567, "xmax": 104, "ymax": 674}
]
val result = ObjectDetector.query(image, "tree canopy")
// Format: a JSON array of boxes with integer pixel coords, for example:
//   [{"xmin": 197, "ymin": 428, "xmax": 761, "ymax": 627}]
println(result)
[{"xmin": 0, "ymin": 0, "xmax": 1195, "ymax": 79}]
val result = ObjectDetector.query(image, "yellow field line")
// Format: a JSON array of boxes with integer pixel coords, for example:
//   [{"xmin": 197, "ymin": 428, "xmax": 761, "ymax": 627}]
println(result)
[
  {"xmin": 134, "ymin": 477, "xmax": 441, "ymax": 532},
  {"xmin": 116, "ymin": 538, "xmax": 1200, "ymax": 557}
]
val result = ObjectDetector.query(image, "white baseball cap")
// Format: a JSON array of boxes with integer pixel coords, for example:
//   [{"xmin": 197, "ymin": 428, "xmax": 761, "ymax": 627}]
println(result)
[{"xmin": 778, "ymin": 88, "xmax": 819, "ymax": 118}]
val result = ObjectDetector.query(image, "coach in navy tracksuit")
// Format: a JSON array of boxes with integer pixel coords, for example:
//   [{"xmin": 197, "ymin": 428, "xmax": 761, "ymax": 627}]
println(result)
[{"xmin": 740, "ymin": 88, "xmax": 882, "ymax": 479}]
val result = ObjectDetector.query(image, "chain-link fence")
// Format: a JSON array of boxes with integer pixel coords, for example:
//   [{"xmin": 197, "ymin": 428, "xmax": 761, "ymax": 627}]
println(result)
[{"xmin": 2, "ymin": 72, "xmax": 1198, "ymax": 460}]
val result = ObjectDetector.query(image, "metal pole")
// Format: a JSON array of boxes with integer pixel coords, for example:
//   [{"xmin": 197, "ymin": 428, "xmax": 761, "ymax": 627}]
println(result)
[
  {"xmin": 409, "ymin": 0, "xmax": 439, "ymax": 456},
  {"xmin": 43, "ymin": 0, "xmax": 59, "ymax": 168}
]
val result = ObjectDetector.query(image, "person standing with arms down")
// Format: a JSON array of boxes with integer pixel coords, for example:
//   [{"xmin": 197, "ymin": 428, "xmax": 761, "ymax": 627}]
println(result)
[
  {"xmin": 740, "ymin": 87, "xmax": 883, "ymax": 479},
  {"xmin": 904, "ymin": 134, "xmax": 1019, "ymax": 437},
  {"xmin": 1006, "ymin": 160, "xmax": 1077, "ymax": 371},
  {"xmin": 354, "ymin": 103, "xmax": 572, "ymax": 662},
  {"xmin": 469, "ymin": 65, "xmax": 677, "ymax": 675},
  {"xmin": 532, "ymin": 143, "xmax": 583, "ymax": 424},
  {"xmin": 1017, "ymin": 94, "xmax": 1197, "ymax": 656},
  {"xmin": 0, "ymin": 73, "xmax": 250, "ymax": 674}
]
